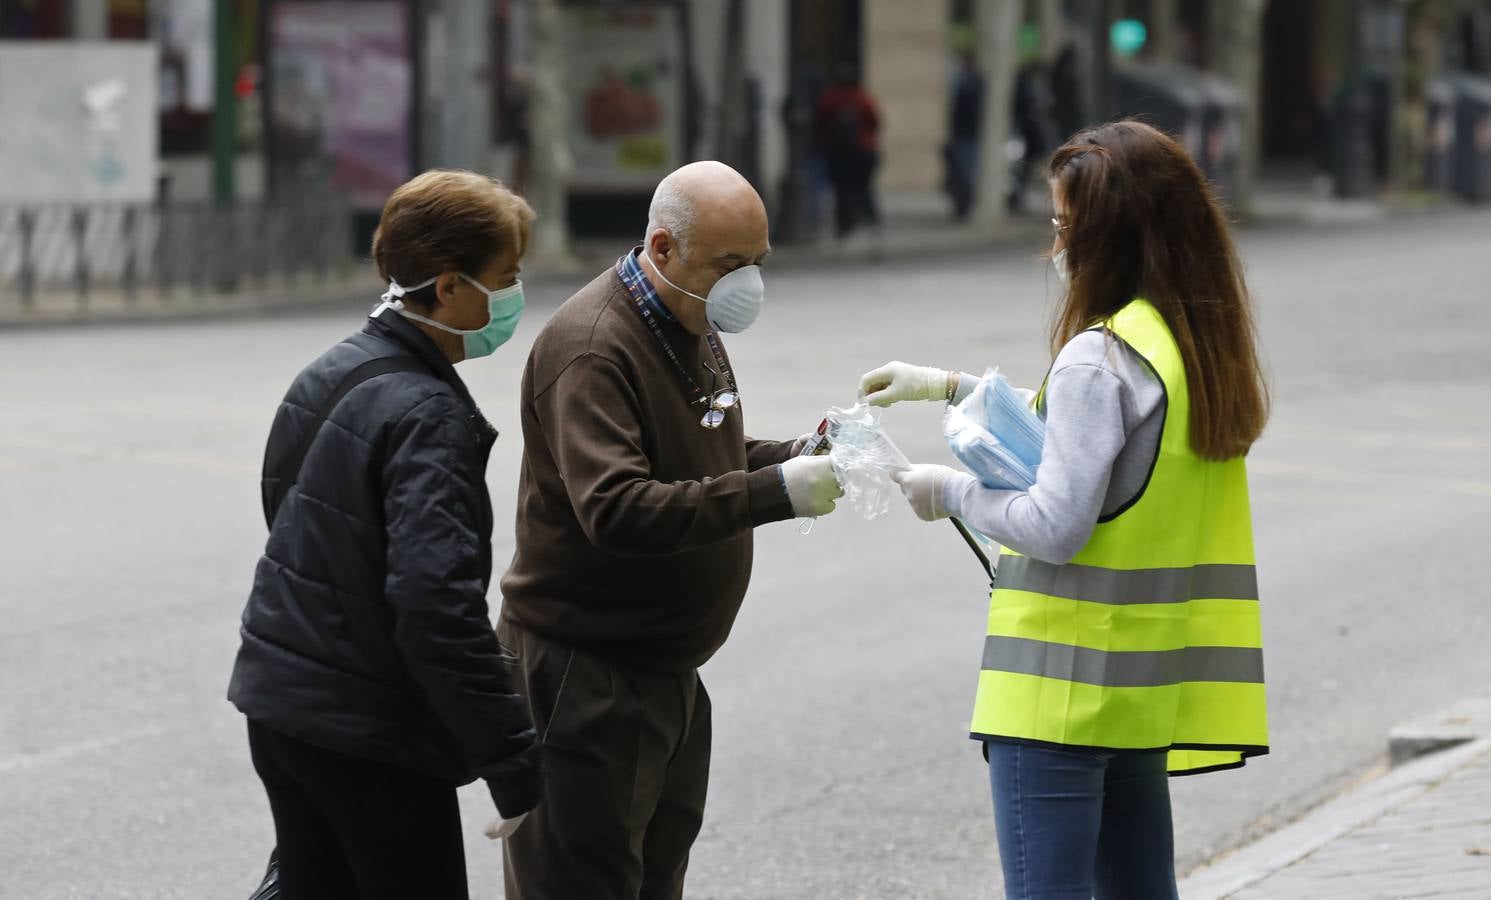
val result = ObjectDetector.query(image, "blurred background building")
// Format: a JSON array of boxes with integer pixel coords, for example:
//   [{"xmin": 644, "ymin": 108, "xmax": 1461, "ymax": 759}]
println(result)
[{"xmin": 2, "ymin": 0, "xmax": 1490, "ymax": 305}]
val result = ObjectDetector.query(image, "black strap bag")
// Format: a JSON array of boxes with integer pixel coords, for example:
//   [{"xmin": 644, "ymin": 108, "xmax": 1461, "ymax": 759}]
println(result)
[{"xmin": 247, "ymin": 355, "xmax": 423, "ymax": 899}]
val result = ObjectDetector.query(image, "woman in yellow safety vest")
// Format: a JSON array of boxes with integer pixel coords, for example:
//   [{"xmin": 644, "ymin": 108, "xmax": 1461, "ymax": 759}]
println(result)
[{"xmin": 858, "ymin": 120, "xmax": 1270, "ymax": 899}]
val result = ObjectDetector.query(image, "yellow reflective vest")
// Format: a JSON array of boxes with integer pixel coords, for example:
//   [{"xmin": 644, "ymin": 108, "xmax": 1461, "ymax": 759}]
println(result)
[{"xmin": 970, "ymin": 298, "xmax": 1268, "ymax": 775}]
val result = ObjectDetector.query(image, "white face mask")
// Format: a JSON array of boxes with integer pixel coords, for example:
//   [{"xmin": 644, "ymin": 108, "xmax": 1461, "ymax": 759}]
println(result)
[
  {"xmin": 644, "ymin": 250, "xmax": 765, "ymax": 333},
  {"xmin": 1052, "ymin": 249, "xmax": 1070, "ymax": 286}
]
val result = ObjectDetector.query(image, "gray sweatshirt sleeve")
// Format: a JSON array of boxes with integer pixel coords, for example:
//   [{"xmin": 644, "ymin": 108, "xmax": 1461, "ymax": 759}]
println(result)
[{"xmin": 940, "ymin": 360, "xmax": 1130, "ymax": 565}]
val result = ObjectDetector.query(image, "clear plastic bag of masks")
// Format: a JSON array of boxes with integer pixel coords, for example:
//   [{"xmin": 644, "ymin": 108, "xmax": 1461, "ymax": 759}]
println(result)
[
  {"xmin": 944, "ymin": 368, "xmax": 1045, "ymax": 491},
  {"xmin": 825, "ymin": 402, "xmax": 912, "ymax": 520}
]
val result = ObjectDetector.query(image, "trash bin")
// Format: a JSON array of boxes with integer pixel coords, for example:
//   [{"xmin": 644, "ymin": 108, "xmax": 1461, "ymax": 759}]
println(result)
[
  {"xmin": 1330, "ymin": 80, "xmax": 1379, "ymax": 199},
  {"xmin": 1114, "ymin": 65, "xmax": 1236, "ymax": 205},
  {"xmin": 1449, "ymin": 74, "xmax": 1491, "ymax": 202}
]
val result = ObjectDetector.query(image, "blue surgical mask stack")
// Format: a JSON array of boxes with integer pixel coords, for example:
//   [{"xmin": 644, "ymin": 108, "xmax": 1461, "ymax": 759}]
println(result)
[{"xmin": 944, "ymin": 369, "xmax": 1045, "ymax": 490}]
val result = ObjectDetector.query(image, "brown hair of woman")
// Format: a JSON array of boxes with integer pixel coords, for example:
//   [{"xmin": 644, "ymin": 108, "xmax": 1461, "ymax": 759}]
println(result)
[{"xmin": 1048, "ymin": 119, "xmax": 1269, "ymax": 462}]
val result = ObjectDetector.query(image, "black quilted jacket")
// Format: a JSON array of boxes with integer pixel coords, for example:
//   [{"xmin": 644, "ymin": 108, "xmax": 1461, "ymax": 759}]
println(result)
[{"xmin": 228, "ymin": 308, "xmax": 541, "ymax": 818}]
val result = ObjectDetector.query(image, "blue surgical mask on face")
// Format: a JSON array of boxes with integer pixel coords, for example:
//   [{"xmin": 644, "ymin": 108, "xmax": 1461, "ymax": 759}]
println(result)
[{"xmin": 375, "ymin": 274, "xmax": 525, "ymax": 360}]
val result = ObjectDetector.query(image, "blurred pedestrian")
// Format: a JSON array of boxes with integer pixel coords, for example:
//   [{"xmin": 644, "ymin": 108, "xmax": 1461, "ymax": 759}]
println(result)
[
  {"xmin": 1050, "ymin": 38, "xmax": 1082, "ymax": 140},
  {"xmin": 498, "ymin": 160, "xmax": 842, "ymax": 899},
  {"xmin": 944, "ymin": 51, "xmax": 985, "ymax": 222},
  {"xmin": 228, "ymin": 170, "xmax": 543, "ymax": 899},
  {"xmin": 860, "ymin": 121, "xmax": 1271, "ymax": 899},
  {"xmin": 1008, "ymin": 59, "xmax": 1057, "ymax": 213},
  {"xmin": 815, "ymin": 62, "xmax": 882, "ymax": 239},
  {"xmin": 502, "ymin": 66, "xmax": 533, "ymax": 195}
]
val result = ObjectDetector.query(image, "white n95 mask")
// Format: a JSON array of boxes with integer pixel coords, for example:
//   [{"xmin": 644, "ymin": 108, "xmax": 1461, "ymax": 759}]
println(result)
[
  {"xmin": 645, "ymin": 251, "xmax": 765, "ymax": 333},
  {"xmin": 1052, "ymin": 249, "xmax": 1070, "ymax": 286}
]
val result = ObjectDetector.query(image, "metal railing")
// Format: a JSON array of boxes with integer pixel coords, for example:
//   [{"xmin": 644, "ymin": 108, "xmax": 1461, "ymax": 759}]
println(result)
[{"xmin": 0, "ymin": 195, "xmax": 356, "ymax": 316}]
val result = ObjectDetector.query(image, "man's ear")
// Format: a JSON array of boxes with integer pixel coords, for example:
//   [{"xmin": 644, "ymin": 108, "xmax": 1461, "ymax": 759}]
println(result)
[{"xmin": 648, "ymin": 229, "xmax": 675, "ymax": 265}]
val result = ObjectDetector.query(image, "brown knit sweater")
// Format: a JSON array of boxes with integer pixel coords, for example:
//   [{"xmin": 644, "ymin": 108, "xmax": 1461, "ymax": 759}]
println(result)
[{"xmin": 498, "ymin": 268, "xmax": 797, "ymax": 671}]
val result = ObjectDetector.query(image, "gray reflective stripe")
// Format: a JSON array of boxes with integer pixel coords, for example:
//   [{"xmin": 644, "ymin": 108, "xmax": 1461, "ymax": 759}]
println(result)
[
  {"xmin": 982, "ymin": 635, "xmax": 1265, "ymax": 687},
  {"xmin": 994, "ymin": 557, "xmax": 1258, "ymax": 605}
]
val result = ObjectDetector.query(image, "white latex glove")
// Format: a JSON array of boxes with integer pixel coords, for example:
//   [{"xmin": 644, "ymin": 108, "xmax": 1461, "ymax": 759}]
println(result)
[
  {"xmin": 891, "ymin": 465, "xmax": 957, "ymax": 521},
  {"xmin": 858, "ymin": 361, "xmax": 951, "ymax": 407},
  {"xmin": 781, "ymin": 455, "xmax": 844, "ymax": 518},
  {"xmin": 484, "ymin": 811, "xmax": 529, "ymax": 840}
]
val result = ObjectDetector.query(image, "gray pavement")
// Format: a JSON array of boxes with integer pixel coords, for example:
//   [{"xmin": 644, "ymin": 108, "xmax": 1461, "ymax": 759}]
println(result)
[
  {"xmin": 1183, "ymin": 737, "xmax": 1491, "ymax": 899},
  {"xmin": 3, "ymin": 208, "xmax": 1491, "ymax": 898}
]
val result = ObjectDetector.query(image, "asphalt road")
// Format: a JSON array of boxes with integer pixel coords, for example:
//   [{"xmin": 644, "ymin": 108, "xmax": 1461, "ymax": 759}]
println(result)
[{"xmin": 3, "ymin": 209, "xmax": 1489, "ymax": 899}]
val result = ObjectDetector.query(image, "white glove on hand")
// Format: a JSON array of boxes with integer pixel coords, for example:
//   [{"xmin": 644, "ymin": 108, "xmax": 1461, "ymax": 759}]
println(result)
[
  {"xmin": 891, "ymin": 465, "xmax": 957, "ymax": 521},
  {"xmin": 484, "ymin": 811, "xmax": 529, "ymax": 841},
  {"xmin": 859, "ymin": 361, "xmax": 951, "ymax": 408},
  {"xmin": 781, "ymin": 455, "xmax": 843, "ymax": 518}
]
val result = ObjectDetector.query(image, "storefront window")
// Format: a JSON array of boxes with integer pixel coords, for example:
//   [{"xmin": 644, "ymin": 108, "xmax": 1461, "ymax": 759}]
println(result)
[{"xmin": 0, "ymin": 0, "xmax": 70, "ymax": 38}]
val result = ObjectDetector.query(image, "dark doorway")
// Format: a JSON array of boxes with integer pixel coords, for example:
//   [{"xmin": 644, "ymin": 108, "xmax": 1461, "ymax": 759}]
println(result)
[{"xmin": 1260, "ymin": 0, "xmax": 1328, "ymax": 162}]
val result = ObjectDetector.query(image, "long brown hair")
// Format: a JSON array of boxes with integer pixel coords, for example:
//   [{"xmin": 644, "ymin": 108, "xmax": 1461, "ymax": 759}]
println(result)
[{"xmin": 1048, "ymin": 120, "xmax": 1268, "ymax": 461}]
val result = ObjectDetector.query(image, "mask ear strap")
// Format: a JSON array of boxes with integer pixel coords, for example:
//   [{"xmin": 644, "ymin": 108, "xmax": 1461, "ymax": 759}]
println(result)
[
  {"xmin": 381, "ymin": 275, "xmax": 439, "ymax": 305},
  {"xmin": 644, "ymin": 248, "xmax": 709, "ymax": 303}
]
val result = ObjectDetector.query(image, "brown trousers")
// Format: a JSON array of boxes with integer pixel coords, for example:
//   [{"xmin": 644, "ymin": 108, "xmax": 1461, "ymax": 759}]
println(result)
[{"xmin": 498, "ymin": 620, "xmax": 711, "ymax": 900}]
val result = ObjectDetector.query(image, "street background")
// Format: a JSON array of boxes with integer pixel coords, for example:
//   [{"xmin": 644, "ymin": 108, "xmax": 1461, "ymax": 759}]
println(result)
[
  {"xmin": 5, "ymin": 0, "xmax": 1491, "ymax": 897},
  {"xmin": 5, "ymin": 0, "xmax": 1491, "ymax": 318},
  {"xmin": 3, "ymin": 208, "xmax": 1489, "ymax": 898}
]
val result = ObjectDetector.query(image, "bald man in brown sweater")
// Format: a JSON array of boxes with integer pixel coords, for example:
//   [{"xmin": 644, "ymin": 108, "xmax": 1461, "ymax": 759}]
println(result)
[{"xmin": 495, "ymin": 162, "xmax": 843, "ymax": 899}]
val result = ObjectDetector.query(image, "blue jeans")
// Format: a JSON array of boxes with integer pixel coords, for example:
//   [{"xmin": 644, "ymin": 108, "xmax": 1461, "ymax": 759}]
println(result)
[{"xmin": 987, "ymin": 741, "xmax": 1178, "ymax": 900}]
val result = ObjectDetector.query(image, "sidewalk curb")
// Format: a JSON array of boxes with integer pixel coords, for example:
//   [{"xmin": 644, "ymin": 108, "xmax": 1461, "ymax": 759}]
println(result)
[
  {"xmin": 0, "ymin": 219, "xmax": 1047, "ymax": 330},
  {"xmin": 1387, "ymin": 695, "xmax": 1491, "ymax": 766},
  {"xmin": 0, "ymin": 283, "xmax": 371, "ymax": 331},
  {"xmin": 5, "ymin": 203, "xmax": 1484, "ymax": 329},
  {"xmin": 530, "ymin": 218, "xmax": 1051, "ymax": 280},
  {"xmin": 1179, "ymin": 737, "xmax": 1491, "ymax": 900}
]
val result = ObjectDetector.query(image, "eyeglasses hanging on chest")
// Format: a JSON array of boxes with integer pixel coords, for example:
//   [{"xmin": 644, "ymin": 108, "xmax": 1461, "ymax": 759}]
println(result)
[{"xmin": 698, "ymin": 362, "xmax": 739, "ymax": 429}]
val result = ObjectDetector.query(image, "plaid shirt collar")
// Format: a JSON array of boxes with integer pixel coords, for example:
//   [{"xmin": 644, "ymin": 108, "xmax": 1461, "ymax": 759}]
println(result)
[{"xmin": 616, "ymin": 246, "xmax": 676, "ymax": 323}]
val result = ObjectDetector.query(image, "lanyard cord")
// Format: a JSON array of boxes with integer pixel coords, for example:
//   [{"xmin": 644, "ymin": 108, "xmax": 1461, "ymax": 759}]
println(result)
[{"xmin": 618, "ymin": 262, "xmax": 737, "ymax": 405}]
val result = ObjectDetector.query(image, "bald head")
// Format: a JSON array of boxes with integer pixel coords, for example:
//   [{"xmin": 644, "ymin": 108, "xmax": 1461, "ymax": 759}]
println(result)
[
  {"xmin": 642, "ymin": 161, "xmax": 772, "ymax": 335},
  {"xmin": 645, "ymin": 161, "xmax": 768, "ymax": 258}
]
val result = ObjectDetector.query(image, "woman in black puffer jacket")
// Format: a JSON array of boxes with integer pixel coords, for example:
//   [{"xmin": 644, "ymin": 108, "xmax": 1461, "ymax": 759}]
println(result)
[{"xmin": 229, "ymin": 170, "xmax": 540, "ymax": 900}]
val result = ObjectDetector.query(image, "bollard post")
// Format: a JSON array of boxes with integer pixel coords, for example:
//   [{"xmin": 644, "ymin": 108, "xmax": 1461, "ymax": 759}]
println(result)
[
  {"xmin": 18, "ymin": 209, "xmax": 37, "ymax": 311},
  {"xmin": 122, "ymin": 206, "xmax": 139, "ymax": 304},
  {"xmin": 189, "ymin": 206, "xmax": 207, "ymax": 297},
  {"xmin": 253, "ymin": 203, "xmax": 270, "ymax": 291},
  {"xmin": 156, "ymin": 178, "xmax": 173, "ymax": 301},
  {"xmin": 317, "ymin": 201, "xmax": 335, "ymax": 283},
  {"xmin": 216, "ymin": 203, "xmax": 240, "ymax": 295},
  {"xmin": 156, "ymin": 205, "xmax": 174, "ymax": 301},
  {"xmin": 72, "ymin": 208, "xmax": 90, "ymax": 309}
]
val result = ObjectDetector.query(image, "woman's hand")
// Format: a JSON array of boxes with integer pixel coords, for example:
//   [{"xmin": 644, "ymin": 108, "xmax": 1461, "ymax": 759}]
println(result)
[
  {"xmin": 858, "ymin": 361, "xmax": 952, "ymax": 407},
  {"xmin": 891, "ymin": 465, "xmax": 959, "ymax": 521}
]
